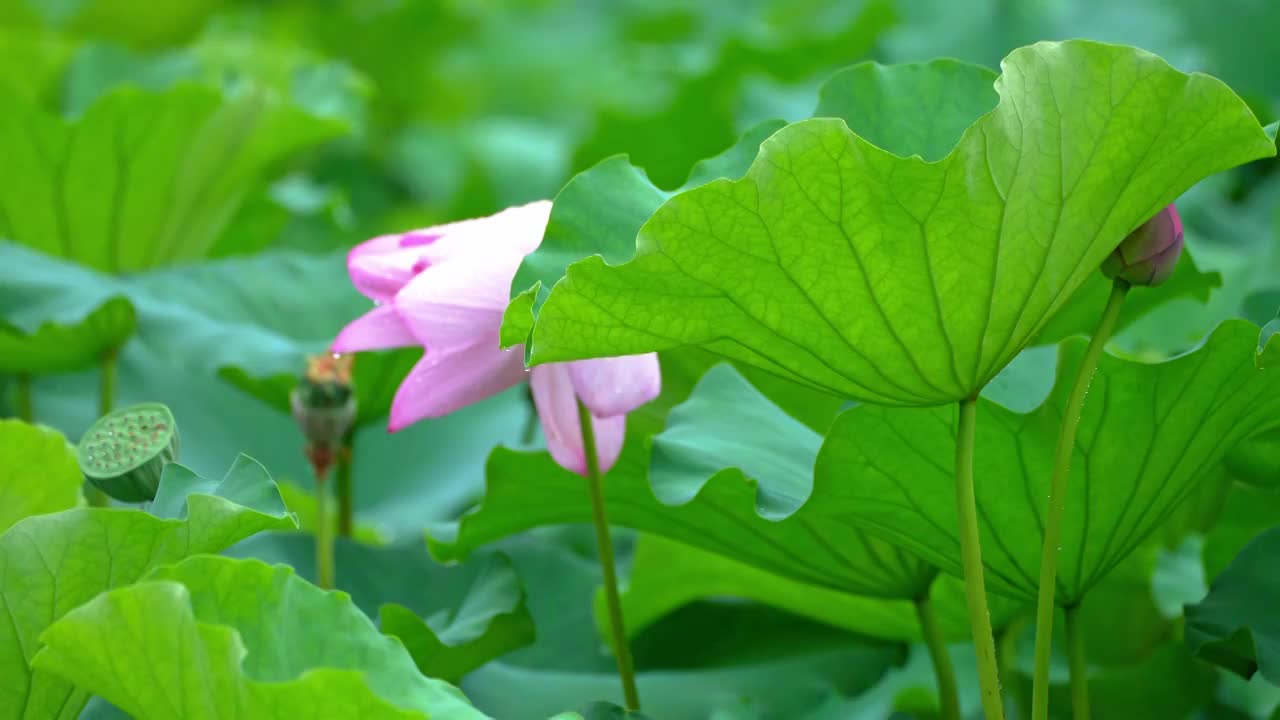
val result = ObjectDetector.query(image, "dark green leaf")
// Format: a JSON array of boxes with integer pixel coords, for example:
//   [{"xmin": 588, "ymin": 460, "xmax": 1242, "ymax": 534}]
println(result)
[
  {"xmin": 1186, "ymin": 525, "xmax": 1280, "ymax": 684},
  {"xmin": 0, "ymin": 295, "xmax": 134, "ymax": 374}
]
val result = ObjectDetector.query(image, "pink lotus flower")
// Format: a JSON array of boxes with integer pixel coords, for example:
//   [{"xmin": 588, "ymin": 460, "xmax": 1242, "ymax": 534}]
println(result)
[{"xmin": 332, "ymin": 200, "xmax": 660, "ymax": 475}]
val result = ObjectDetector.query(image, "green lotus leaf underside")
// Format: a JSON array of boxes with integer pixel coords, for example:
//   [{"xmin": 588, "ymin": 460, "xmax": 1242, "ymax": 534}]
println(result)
[
  {"xmin": 430, "ymin": 365, "xmax": 929, "ymax": 604},
  {"xmin": 524, "ymin": 40, "xmax": 1275, "ymax": 405},
  {"xmin": 816, "ymin": 320, "xmax": 1280, "ymax": 603}
]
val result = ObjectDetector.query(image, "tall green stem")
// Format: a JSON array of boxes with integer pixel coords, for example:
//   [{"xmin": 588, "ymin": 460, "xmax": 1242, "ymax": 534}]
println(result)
[
  {"xmin": 335, "ymin": 433, "xmax": 354, "ymax": 538},
  {"xmin": 915, "ymin": 593, "xmax": 961, "ymax": 720},
  {"xmin": 314, "ymin": 469, "xmax": 335, "ymax": 590},
  {"xmin": 1030, "ymin": 280, "xmax": 1128, "ymax": 720},
  {"xmin": 956, "ymin": 395, "xmax": 1005, "ymax": 720},
  {"xmin": 99, "ymin": 350, "xmax": 117, "ymax": 417},
  {"xmin": 15, "ymin": 374, "xmax": 32, "ymax": 422},
  {"xmin": 1064, "ymin": 604, "xmax": 1091, "ymax": 720},
  {"xmin": 577, "ymin": 399, "xmax": 641, "ymax": 711}
]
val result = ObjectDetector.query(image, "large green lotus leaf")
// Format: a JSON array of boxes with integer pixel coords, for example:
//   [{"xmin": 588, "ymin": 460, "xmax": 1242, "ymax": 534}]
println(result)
[
  {"xmin": 461, "ymin": 530, "xmax": 904, "ymax": 720},
  {"xmin": 430, "ymin": 363, "xmax": 934, "ymax": 601},
  {"xmin": 500, "ymin": 120, "xmax": 785, "ymax": 351},
  {"xmin": 526, "ymin": 41, "xmax": 1275, "ymax": 404},
  {"xmin": 228, "ymin": 531, "xmax": 536, "ymax": 685},
  {"xmin": 505, "ymin": 52, "xmax": 1230, "ymax": 372},
  {"xmin": 648, "ymin": 363, "xmax": 934, "ymax": 598},
  {"xmin": 0, "ymin": 420, "xmax": 82, "ymax": 533},
  {"xmin": 0, "ymin": 83, "xmax": 343, "ymax": 273},
  {"xmin": 816, "ymin": 319, "xmax": 1280, "ymax": 603},
  {"xmin": 0, "ymin": 295, "xmax": 135, "ymax": 374},
  {"xmin": 33, "ymin": 555, "xmax": 487, "ymax": 720},
  {"xmin": 502, "ymin": 58, "xmax": 1002, "ymax": 349},
  {"xmin": 1185, "ymin": 525, "xmax": 1280, "ymax": 684},
  {"xmin": 0, "ymin": 454, "xmax": 295, "ymax": 719},
  {"xmin": 613, "ymin": 534, "xmax": 1024, "ymax": 644}
]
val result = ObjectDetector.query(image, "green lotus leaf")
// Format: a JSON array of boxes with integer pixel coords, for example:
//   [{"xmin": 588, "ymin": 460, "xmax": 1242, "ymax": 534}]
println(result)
[
  {"xmin": 0, "ymin": 295, "xmax": 135, "ymax": 374},
  {"xmin": 1006, "ymin": 640, "xmax": 1216, "ymax": 720},
  {"xmin": 0, "ymin": 455, "xmax": 295, "ymax": 719},
  {"xmin": 1185, "ymin": 525, "xmax": 1280, "ymax": 684},
  {"xmin": 0, "ymin": 419, "xmax": 82, "ymax": 533},
  {"xmin": 429, "ymin": 363, "xmax": 932, "ymax": 602},
  {"xmin": 381, "ymin": 553, "xmax": 536, "ymax": 684},
  {"xmin": 33, "ymin": 555, "xmax": 488, "ymax": 720},
  {"xmin": 0, "ymin": 83, "xmax": 344, "ymax": 273},
  {"xmin": 612, "ymin": 534, "xmax": 1020, "ymax": 644},
  {"xmin": 227, "ymin": 532, "xmax": 535, "ymax": 684},
  {"xmin": 455, "ymin": 531, "xmax": 904, "ymax": 720},
  {"xmin": 1203, "ymin": 482, "xmax": 1280, "ymax": 581},
  {"xmin": 525, "ymin": 41, "xmax": 1274, "ymax": 404},
  {"xmin": 815, "ymin": 319, "xmax": 1280, "ymax": 603}
]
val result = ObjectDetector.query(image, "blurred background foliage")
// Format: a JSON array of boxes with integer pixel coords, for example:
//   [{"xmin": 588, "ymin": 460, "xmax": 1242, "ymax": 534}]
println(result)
[{"xmin": 1, "ymin": 0, "xmax": 1278, "ymax": 718}]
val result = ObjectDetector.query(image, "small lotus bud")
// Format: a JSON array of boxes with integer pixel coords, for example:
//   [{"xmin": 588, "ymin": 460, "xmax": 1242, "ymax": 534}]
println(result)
[
  {"xmin": 1101, "ymin": 204, "xmax": 1184, "ymax": 287},
  {"xmin": 78, "ymin": 403, "xmax": 179, "ymax": 502},
  {"xmin": 291, "ymin": 354, "xmax": 356, "ymax": 458}
]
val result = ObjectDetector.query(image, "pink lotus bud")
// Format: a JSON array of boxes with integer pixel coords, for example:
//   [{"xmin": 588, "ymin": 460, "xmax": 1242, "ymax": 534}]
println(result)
[{"xmin": 1101, "ymin": 204, "xmax": 1184, "ymax": 287}]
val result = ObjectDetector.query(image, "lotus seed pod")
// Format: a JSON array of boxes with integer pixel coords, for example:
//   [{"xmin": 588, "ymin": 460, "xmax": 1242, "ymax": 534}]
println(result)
[
  {"xmin": 1101, "ymin": 204, "xmax": 1184, "ymax": 287},
  {"xmin": 77, "ymin": 402, "xmax": 179, "ymax": 502}
]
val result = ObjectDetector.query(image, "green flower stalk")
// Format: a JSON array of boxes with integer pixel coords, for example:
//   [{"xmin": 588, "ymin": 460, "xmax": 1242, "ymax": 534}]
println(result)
[
  {"xmin": 291, "ymin": 353, "xmax": 357, "ymax": 590},
  {"xmin": 77, "ymin": 402, "xmax": 179, "ymax": 503},
  {"xmin": 1031, "ymin": 205, "xmax": 1183, "ymax": 720}
]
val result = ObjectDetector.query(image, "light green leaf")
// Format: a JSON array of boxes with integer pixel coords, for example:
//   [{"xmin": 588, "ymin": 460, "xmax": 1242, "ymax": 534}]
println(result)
[
  {"xmin": 815, "ymin": 319, "xmax": 1280, "ymax": 603},
  {"xmin": 1185, "ymin": 525, "xmax": 1280, "ymax": 684},
  {"xmin": 0, "ymin": 455, "xmax": 295, "ymax": 720},
  {"xmin": 33, "ymin": 555, "xmax": 488, "ymax": 719},
  {"xmin": 0, "ymin": 419, "xmax": 82, "ymax": 533},
  {"xmin": 527, "ymin": 41, "xmax": 1274, "ymax": 404},
  {"xmin": 0, "ymin": 295, "xmax": 134, "ymax": 374},
  {"xmin": 0, "ymin": 83, "xmax": 343, "ymax": 272}
]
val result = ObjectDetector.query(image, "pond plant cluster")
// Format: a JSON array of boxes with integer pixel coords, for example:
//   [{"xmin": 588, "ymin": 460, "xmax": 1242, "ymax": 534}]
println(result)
[{"xmin": 1, "ymin": 2, "xmax": 1279, "ymax": 719}]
